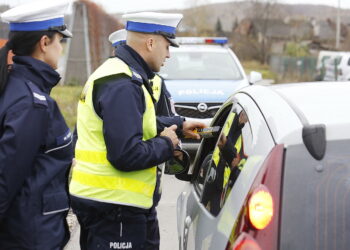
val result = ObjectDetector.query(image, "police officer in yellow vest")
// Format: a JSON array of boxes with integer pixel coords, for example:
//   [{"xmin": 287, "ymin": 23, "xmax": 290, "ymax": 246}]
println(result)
[
  {"xmin": 109, "ymin": 29, "xmax": 176, "ymax": 117},
  {"xmin": 70, "ymin": 12, "xmax": 205, "ymax": 250},
  {"xmin": 108, "ymin": 29, "xmax": 177, "ymax": 213}
]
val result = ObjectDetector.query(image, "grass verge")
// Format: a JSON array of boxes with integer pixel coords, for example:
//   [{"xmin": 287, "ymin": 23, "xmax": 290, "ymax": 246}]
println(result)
[{"xmin": 51, "ymin": 85, "xmax": 83, "ymax": 130}]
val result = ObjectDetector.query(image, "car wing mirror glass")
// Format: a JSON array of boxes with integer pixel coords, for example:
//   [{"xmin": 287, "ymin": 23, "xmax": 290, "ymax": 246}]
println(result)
[{"xmin": 164, "ymin": 149, "xmax": 191, "ymax": 175}]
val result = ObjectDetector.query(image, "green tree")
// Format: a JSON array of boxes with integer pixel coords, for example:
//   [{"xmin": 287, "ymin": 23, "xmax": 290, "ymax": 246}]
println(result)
[{"xmin": 216, "ymin": 18, "xmax": 223, "ymax": 36}]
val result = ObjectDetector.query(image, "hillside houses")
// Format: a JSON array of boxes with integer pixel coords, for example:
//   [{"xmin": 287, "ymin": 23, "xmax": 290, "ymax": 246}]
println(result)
[{"xmin": 234, "ymin": 17, "xmax": 348, "ymax": 53}]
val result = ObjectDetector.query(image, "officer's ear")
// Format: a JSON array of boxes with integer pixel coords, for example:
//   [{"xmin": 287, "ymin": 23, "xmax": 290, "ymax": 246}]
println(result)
[
  {"xmin": 38, "ymin": 35, "xmax": 52, "ymax": 53},
  {"xmin": 146, "ymin": 37, "xmax": 154, "ymax": 52}
]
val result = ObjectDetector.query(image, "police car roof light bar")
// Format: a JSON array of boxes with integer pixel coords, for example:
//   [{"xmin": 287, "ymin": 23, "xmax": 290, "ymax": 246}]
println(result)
[
  {"xmin": 177, "ymin": 37, "xmax": 228, "ymax": 45},
  {"xmin": 204, "ymin": 38, "xmax": 228, "ymax": 44}
]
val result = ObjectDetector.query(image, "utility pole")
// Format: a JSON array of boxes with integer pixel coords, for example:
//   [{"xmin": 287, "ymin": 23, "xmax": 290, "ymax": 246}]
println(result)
[{"xmin": 335, "ymin": 0, "xmax": 341, "ymax": 49}]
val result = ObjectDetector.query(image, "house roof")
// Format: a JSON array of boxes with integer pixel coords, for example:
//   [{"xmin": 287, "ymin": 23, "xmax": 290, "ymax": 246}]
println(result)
[{"xmin": 252, "ymin": 19, "xmax": 292, "ymax": 39}]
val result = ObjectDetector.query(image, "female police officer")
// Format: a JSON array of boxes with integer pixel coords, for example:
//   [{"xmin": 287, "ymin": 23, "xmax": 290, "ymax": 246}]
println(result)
[{"xmin": 0, "ymin": 1, "xmax": 73, "ymax": 249}]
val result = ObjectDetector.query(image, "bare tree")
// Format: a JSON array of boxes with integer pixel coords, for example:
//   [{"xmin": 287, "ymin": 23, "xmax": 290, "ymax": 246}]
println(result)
[
  {"xmin": 182, "ymin": 0, "xmax": 212, "ymax": 36},
  {"xmin": 232, "ymin": 18, "xmax": 238, "ymax": 33},
  {"xmin": 246, "ymin": 0, "xmax": 281, "ymax": 63},
  {"xmin": 248, "ymin": 0, "xmax": 281, "ymax": 20}
]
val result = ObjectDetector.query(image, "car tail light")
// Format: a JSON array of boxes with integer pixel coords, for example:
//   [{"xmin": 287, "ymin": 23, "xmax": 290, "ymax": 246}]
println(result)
[
  {"xmin": 230, "ymin": 233, "xmax": 261, "ymax": 250},
  {"xmin": 338, "ymin": 68, "xmax": 343, "ymax": 76},
  {"xmin": 225, "ymin": 144, "xmax": 284, "ymax": 250},
  {"xmin": 248, "ymin": 185, "xmax": 273, "ymax": 230}
]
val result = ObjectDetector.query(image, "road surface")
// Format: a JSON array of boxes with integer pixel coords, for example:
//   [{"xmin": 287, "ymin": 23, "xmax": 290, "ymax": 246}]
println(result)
[{"xmin": 64, "ymin": 174, "xmax": 187, "ymax": 250}]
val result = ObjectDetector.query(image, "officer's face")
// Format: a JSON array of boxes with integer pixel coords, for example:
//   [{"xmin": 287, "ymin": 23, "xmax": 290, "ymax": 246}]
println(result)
[
  {"xmin": 150, "ymin": 35, "xmax": 170, "ymax": 72},
  {"xmin": 43, "ymin": 33, "xmax": 64, "ymax": 70}
]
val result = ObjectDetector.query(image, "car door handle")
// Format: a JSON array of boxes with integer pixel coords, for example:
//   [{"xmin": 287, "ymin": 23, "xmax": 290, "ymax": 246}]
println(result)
[
  {"xmin": 183, "ymin": 216, "xmax": 192, "ymax": 250},
  {"xmin": 185, "ymin": 216, "xmax": 192, "ymax": 228}
]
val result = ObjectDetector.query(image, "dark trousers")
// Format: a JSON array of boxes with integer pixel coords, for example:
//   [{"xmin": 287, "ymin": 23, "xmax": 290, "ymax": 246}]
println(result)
[{"xmin": 72, "ymin": 198, "xmax": 159, "ymax": 250}]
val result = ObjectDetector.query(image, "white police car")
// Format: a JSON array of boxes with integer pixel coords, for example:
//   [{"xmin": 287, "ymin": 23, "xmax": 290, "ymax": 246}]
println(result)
[{"xmin": 159, "ymin": 37, "xmax": 261, "ymax": 148}]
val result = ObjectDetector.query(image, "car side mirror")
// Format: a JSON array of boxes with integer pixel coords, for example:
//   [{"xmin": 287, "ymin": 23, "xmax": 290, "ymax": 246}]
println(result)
[
  {"xmin": 164, "ymin": 149, "xmax": 191, "ymax": 175},
  {"xmin": 249, "ymin": 71, "xmax": 263, "ymax": 85}
]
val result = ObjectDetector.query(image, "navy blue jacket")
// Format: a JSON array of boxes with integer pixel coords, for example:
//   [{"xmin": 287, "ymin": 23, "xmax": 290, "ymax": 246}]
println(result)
[
  {"xmin": 71, "ymin": 49, "xmax": 178, "ymax": 150},
  {"xmin": 0, "ymin": 56, "xmax": 73, "ymax": 249},
  {"xmin": 91, "ymin": 44, "xmax": 183, "ymax": 172},
  {"xmin": 112, "ymin": 46, "xmax": 176, "ymax": 119},
  {"xmin": 154, "ymin": 75, "xmax": 175, "ymax": 118},
  {"xmin": 72, "ymin": 45, "xmax": 184, "ymax": 212}
]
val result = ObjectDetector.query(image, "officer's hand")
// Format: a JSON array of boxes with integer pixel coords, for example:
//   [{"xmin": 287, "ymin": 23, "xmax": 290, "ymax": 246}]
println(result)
[
  {"xmin": 161, "ymin": 125, "xmax": 179, "ymax": 148},
  {"xmin": 217, "ymin": 134, "xmax": 227, "ymax": 149},
  {"xmin": 231, "ymin": 156, "xmax": 240, "ymax": 168},
  {"xmin": 183, "ymin": 121, "xmax": 206, "ymax": 140},
  {"xmin": 173, "ymin": 149, "xmax": 184, "ymax": 160}
]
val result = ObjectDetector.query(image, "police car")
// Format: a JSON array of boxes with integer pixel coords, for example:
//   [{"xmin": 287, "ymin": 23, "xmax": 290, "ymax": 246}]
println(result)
[{"xmin": 159, "ymin": 37, "xmax": 261, "ymax": 148}]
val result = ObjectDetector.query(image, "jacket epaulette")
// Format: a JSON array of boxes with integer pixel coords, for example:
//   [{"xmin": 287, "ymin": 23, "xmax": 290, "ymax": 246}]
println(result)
[{"xmin": 24, "ymin": 81, "xmax": 48, "ymax": 107}]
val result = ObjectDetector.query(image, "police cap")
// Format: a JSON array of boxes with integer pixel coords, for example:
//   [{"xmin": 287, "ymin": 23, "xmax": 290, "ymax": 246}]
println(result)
[
  {"xmin": 122, "ymin": 12, "xmax": 183, "ymax": 47},
  {"xmin": 1, "ymin": 0, "xmax": 72, "ymax": 38},
  {"xmin": 109, "ymin": 29, "xmax": 127, "ymax": 47}
]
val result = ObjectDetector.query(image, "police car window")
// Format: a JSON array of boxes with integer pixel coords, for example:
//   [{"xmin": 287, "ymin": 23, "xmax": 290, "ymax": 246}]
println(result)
[
  {"xmin": 199, "ymin": 104, "xmax": 251, "ymax": 216},
  {"xmin": 160, "ymin": 51, "xmax": 243, "ymax": 80}
]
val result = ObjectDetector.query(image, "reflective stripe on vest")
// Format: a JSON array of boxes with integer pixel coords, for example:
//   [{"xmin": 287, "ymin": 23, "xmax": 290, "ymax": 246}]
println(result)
[
  {"xmin": 70, "ymin": 57, "xmax": 157, "ymax": 209},
  {"xmin": 222, "ymin": 135, "xmax": 242, "ymax": 188},
  {"xmin": 151, "ymin": 74, "xmax": 162, "ymax": 102},
  {"xmin": 223, "ymin": 166, "xmax": 231, "ymax": 189}
]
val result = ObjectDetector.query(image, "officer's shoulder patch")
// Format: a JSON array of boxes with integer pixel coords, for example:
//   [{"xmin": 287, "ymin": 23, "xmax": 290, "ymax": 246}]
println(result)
[
  {"xmin": 130, "ymin": 68, "xmax": 144, "ymax": 85},
  {"xmin": 24, "ymin": 81, "xmax": 48, "ymax": 107},
  {"xmin": 56, "ymin": 129, "xmax": 72, "ymax": 147}
]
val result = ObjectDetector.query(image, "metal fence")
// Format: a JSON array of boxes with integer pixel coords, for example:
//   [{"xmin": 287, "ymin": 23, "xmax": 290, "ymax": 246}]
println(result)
[{"xmin": 269, "ymin": 54, "xmax": 317, "ymax": 82}]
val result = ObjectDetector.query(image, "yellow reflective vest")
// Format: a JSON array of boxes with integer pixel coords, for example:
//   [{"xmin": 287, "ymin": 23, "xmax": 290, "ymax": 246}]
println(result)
[
  {"xmin": 212, "ymin": 112, "xmax": 243, "ymax": 188},
  {"xmin": 70, "ymin": 57, "xmax": 157, "ymax": 209},
  {"xmin": 150, "ymin": 74, "xmax": 162, "ymax": 103},
  {"xmin": 213, "ymin": 112, "xmax": 236, "ymax": 167}
]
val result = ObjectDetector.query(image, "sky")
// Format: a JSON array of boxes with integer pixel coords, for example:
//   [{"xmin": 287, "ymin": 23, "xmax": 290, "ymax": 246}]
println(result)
[{"xmin": 1, "ymin": 0, "xmax": 348, "ymax": 13}]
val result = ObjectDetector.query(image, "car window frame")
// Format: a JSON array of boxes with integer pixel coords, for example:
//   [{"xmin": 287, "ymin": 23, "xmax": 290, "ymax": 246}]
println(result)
[
  {"xmin": 191, "ymin": 103, "xmax": 233, "ymax": 195},
  {"xmin": 192, "ymin": 101, "xmax": 252, "ymax": 201},
  {"xmin": 198, "ymin": 103, "xmax": 252, "ymax": 216}
]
